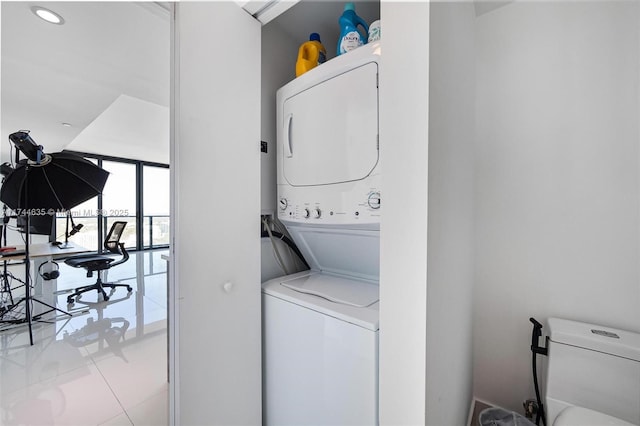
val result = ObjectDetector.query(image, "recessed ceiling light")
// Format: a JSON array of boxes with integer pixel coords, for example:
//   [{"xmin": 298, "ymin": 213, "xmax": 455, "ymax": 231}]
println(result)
[{"xmin": 31, "ymin": 6, "xmax": 65, "ymax": 25}]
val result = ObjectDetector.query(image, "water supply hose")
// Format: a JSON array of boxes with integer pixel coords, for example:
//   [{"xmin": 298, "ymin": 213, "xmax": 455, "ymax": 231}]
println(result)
[{"xmin": 529, "ymin": 317, "xmax": 548, "ymax": 426}]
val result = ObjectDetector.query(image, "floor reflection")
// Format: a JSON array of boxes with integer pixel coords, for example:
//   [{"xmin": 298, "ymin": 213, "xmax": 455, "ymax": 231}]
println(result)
[
  {"xmin": 0, "ymin": 249, "xmax": 168, "ymax": 426},
  {"xmin": 63, "ymin": 298, "xmax": 131, "ymax": 361}
]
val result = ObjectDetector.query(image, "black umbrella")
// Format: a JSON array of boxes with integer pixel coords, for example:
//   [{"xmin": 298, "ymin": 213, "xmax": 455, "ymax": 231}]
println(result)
[
  {"xmin": 0, "ymin": 151, "xmax": 109, "ymax": 211},
  {"xmin": 0, "ymin": 131, "xmax": 109, "ymax": 346}
]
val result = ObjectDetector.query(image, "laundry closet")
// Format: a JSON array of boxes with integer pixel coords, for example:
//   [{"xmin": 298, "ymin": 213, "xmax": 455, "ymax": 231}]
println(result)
[
  {"xmin": 261, "ymin": 3, "xmax": 382, "ymax": 422},
  {"xmin": 172, "ymin": 2, "xmax": 475, "ymax": 425}
]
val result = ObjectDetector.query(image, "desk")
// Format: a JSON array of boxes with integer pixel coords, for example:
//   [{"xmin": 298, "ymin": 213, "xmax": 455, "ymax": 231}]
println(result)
[
  {"xmin": 1, "ymin": 243, "xmax": 89, "ymax": 293},
  {"xmin": 0, "ymin": 242, "xmax": 89, "ymax": 261},
  {"xmin": 0, "ymin": 243, "xmax": 90, "ymax": 343}
]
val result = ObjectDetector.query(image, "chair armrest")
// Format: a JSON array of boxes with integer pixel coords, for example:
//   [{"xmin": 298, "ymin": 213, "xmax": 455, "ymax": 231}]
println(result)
[{"xmin": 109, "ymin": 242, "xmax": 129, "ymax": 268}]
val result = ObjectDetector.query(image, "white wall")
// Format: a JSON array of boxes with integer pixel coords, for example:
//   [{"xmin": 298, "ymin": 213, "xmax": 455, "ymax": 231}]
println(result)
[
  {"xmin": 260, "ymin": 22, "xmax": 298, "ymax": 214},
  {"xmin": 260, "ymin": 20, "xmax": 308, "ymax": 281},
  {"xmin": 380, "ymin": 4, "xmax": 476, "ymax": 423},
  {"xmin": 172, "ymin": 2, "xmax": 262, "ymax": 424},
  {"xmin": 379, "ymin": 2, "xmax": 430, "ymax": 424},
  {"xmin": 474, "ymin": 1, "xmax": 640, "ymax": 413},
  {"xmin": 427, "ymin": 2, "xmax": 476, "ymax": 425}
]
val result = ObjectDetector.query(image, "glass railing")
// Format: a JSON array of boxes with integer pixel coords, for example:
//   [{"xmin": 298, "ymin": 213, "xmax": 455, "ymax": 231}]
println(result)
[
  {"xmin": 55, "ymin": 214, "xmax": 170, "ymax": 252},
  {"xmin": 143, "ymin": 215, "xmax": 170, "ymax": 248}
]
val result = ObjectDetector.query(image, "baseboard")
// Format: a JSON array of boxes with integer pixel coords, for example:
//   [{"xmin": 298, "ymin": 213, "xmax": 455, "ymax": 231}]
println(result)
[{"xmin": 466, "ymin": 398, "xmax": 477, "ymax": 426}]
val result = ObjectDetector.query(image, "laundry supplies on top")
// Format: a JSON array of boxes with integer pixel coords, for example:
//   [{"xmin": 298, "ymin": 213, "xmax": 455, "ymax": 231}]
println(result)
[
  {"xmin": 337, "ymin": 3, "xmax": 369, "ymax": 56},
  {"xmin": 296, "ymin": 33, "xmax": 327, "ymax": 77}
]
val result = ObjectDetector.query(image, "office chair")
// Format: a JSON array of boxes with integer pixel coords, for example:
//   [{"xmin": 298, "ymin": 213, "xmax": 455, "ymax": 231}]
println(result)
[{"xmin": 65, "ymin": 221, "xmax": 133, "ymax": 304}]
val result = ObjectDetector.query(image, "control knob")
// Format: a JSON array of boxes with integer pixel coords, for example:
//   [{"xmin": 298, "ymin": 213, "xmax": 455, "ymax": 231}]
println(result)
[
  {"xmin": 279, "ymin": 198, "xmax": 288, "ymax": 210},
  {"xmin": 302, "ymin": 208, "xmax": 310, "ymax": 219},
  {"xmin": 367, "ymin": 192, "xmax": 381, "ymax": 209},
  {"xmin": 312, "ymin": 208, "xmax": 321, "ymax": 219}
]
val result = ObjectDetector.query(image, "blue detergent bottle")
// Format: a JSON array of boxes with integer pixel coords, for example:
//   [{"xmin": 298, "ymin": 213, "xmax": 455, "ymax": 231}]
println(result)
[{"xmin": 337, "ymin": 2, "xmax": 369, "ymax": 56}]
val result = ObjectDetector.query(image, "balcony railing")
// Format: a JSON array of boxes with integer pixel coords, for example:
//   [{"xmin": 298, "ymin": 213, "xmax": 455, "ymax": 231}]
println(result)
[
  {"xmin": 55, "ymin": 214, "xmax": 170, "ymax": 252},
  {"xmin": 143, "ymin": 215, "xmax": 170, "ymax": 248}
]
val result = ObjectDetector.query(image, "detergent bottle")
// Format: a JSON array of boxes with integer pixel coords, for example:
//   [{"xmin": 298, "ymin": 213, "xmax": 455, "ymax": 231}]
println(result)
[
  {"xmin": 295, "ymin": 33, "xmax": 327, "ymax": 77},
  {"xmin": 337, "ymin": 2, "xmax": 369, "ymax": 56}
]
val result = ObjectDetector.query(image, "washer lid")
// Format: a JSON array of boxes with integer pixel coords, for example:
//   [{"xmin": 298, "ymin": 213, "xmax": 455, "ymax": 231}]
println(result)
[
  {"xmin": 262, "ymin": 271, "xmax": 379, "ymax": 331},
  {"xmin": 281, "ymin": 273, "xmax": 378, "ymax": 308},
  {"xmin": 285, "ymin": 224, "xmax": 380, "ymax": 282},
  {"xmin": 548, "ymin": 318, "xmax": 640, "ymax": 362},
  {"xmin": 554, "ymin": 407, "xmax": 636, "ymax": 426}
]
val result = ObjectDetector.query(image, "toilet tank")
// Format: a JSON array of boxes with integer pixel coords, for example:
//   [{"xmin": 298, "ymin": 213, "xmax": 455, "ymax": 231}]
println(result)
[{"xmin": 545, "ymin": 318, "xmax": 640, "ymax": 426}]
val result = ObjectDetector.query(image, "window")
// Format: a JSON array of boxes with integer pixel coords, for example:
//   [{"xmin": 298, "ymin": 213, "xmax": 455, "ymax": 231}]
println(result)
[
  {"xmin": 61, "ymin": 151, "xmax": 169, "ymax": 252},
  {"xmin": 56, "ymin": 159, "xmax": 99, "ymax": 250},
  {"xmin": 102, "ymin": 161, "xmax": 137, "ymax": 249},
  {"xmin": 143, "ymin": 166, "xmax": 170, "ymax": 247}
]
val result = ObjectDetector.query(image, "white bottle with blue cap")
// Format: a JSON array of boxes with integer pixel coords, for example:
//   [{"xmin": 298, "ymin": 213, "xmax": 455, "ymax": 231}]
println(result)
[{"xmin": 337, "ymin": 2, "xmax": 369, "ymax": 56}]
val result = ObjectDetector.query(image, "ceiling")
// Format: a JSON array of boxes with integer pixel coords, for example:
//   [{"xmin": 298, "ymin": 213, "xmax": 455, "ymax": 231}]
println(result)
[
  {"xmin": 1, "ymin": 0, "xmax": 378, "ymax": 167},
  {"xmin": 1, "ymin": 0, "xmax": 511, "ymax": 167},
  {"xmin": 1, "ymin": 2, "xmax": 170, "ymax": 164}
]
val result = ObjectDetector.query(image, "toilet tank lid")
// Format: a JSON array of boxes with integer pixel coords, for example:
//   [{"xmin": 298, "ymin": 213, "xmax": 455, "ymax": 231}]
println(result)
[
  {"xmin": 554, "ymin": 407, "xmax": 636, "ymax": 426},
  {"xmin": 548, "ymin": 318, "xmax": 640, "ymax": 362}
]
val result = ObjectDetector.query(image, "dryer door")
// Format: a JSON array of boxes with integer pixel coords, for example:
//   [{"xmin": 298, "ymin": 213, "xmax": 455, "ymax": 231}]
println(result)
[{"xmin": 281, "ymin": 62, "xmax": 378, "ymax": 186}]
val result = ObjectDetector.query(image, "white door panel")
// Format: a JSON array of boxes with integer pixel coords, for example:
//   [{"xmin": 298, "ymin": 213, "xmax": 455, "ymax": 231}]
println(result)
[
  {"xmin": 172, "ymin": 2, "xmax": 261, "ymax": 425},
  {"xmin": 282, "ymin": 62, "xmax": 379, "ymax": 186}
]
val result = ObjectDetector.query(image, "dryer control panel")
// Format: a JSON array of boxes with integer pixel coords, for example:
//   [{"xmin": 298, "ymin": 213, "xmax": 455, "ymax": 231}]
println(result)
[
  {"xmin": 277, "ymin": 174, "xmax": 381, "ymax": 227},
  {"xmin": 275, "ymin": 42, "xmax": 382, "ymax": 229}
]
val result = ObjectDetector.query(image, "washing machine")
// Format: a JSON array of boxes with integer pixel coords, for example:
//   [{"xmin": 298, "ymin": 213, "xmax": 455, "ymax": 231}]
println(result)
[
  {"xmin": 262, "ymin": 271, "xmax": 379, "ymax": 425},
  {"xmin": 263, "ymin": 42, "xmax": 381, "ymax": 425}
]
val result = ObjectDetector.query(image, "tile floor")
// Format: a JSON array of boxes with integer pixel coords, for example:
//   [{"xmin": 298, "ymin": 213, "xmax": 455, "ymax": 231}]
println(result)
[{"xmin": 0, "ymin": 249, "xmax": 169, "ymax": 426}]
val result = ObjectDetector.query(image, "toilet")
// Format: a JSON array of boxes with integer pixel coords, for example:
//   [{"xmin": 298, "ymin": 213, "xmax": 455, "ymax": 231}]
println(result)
[{"xmin": 545, "ymin": 318, "xmax": 640, "ymax": 426}]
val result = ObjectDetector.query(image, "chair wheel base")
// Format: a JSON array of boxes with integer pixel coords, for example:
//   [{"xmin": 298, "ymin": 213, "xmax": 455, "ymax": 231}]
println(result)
[{"xmin": 66, "ymin": 283, "xmax": 132, "ymax": 306}]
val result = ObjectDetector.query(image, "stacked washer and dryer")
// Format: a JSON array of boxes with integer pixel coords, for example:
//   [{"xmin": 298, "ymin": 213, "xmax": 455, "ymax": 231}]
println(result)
[{"xmin": 262, "ymin": 42, "xmax": 382, "ymax": 425}]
